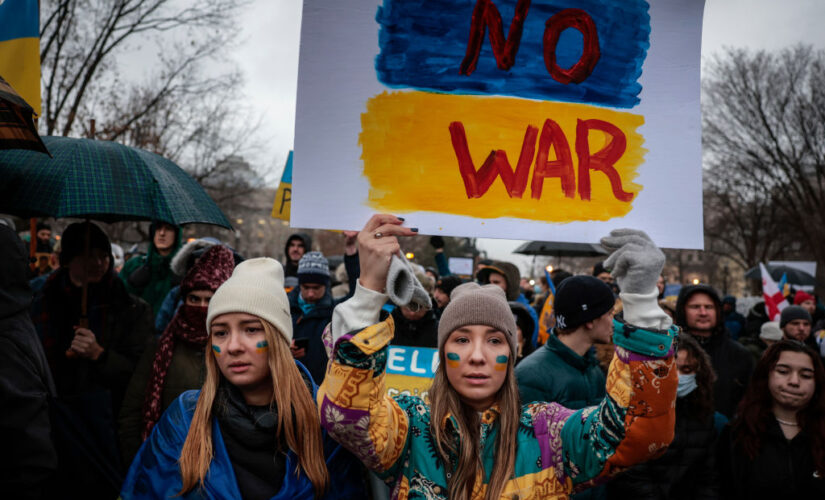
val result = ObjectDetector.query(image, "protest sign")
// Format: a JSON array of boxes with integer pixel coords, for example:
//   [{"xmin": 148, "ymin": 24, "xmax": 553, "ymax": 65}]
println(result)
[
  {"xmin": 271, "ymin": 151, "xmax": 293, "ymax": 220},
  {"xmin": 384, "ymin": 345, "xmax": 438, "ymax": 404},
  {"xmin": 293, "ymin": 0, "xmax": 705, "ymax": 248}
]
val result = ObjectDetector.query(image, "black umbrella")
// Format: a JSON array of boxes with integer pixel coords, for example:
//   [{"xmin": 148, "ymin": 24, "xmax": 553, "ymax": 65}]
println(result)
[
  {"xmin": 514, "ymin": 240, "xmax": 608, "ymax": 258},
  {"xmin": 744, "ymin": 264, "xmax": 818, "ymax": 287}
]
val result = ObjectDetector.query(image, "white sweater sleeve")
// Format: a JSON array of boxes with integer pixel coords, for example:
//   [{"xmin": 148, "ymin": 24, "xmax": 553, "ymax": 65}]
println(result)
[
  {"xmin": 620, "ymin": 287, "xmax": 673, "ymax": 330},
  {"xmin": 331, "ymin": 281, "xmax": 388, "ymax": 343}
]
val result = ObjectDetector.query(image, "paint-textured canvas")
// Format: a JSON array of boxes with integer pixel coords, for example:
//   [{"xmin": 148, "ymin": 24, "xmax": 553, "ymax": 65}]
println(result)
[{"xmin": 293, "ymin": 0, "xmax": 705, "ymax": 247}]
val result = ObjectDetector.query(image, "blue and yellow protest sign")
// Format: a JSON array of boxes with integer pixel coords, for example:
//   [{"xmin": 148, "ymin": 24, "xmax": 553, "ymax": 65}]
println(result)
[
  {"xmin": 0, "ymin": 0, "xmax": 41, "ymax": 114},
  {"xmin": 384, "ymin": 345, "xmax": 438, "ymax": 404},
  {"xmin": 293, "ymin": 0, "xmax": 705, "ymax": 248},
  {"xmin": 271, "ymin": 151, "xmax": 293, "ymax": 220}
]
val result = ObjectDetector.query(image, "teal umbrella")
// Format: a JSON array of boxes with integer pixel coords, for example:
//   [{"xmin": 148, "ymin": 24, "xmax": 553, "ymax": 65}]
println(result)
[{"xmin": 0, "ymin": 136, "xmax": 232, "ymax": 229}]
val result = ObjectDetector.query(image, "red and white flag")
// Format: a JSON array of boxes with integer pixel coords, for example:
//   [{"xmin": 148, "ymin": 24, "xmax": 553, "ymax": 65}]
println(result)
[{"xmin": 761, "ymin": 263, "xmax": 789, "ymax": 321}]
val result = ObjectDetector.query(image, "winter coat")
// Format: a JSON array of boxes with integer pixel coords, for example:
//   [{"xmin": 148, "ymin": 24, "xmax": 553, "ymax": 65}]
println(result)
[
  {"xmin": 718, "ymin": 419, "xmax": 825, "ymax": 499},
  {"xmin": 317, "ymin": 316, "xmax": 679, "ymax": 499},
  {"xmin": 385, "ymin": 307, "xmax": 439, "ymax": 348},
  {"xmin": 515, "ymin": 332, "xmax": 605, "ymax": 407},
  {"xmin": 288, "ymin": 287, "xmax": 335, "ymax": 384},
  {"xmin": 607, "ymin": 396, "xmax": 719, "ymax": 499},
  {"xmin": 121, "ymin": 231, "xmax": 182, "ymax": 316},
  {"xmin": 30, "ymin": 267, "xmax": 154, "ymax": 419},
  {"xmin": 118, "ymin": 336, "xmax": 206, "ymax": 465},
  {"xmin": 121, "ymin": 362, "xmax": 366, "ymax": 500},
  {"xmin": 675, "ymin": 285, "xmax": 753, "ymax": 418},
  {"xmin": 0, "ymin": 225, "xmax": 57, "ymax": 499}
]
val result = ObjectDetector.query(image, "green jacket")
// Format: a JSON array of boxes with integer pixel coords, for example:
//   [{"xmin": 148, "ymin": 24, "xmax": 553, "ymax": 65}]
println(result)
[
  {"xmin": 120, "ymin": 235, "xmax": 181, "ymax": 316},
  {"xmin": 515, "ymin": 333, "xmax": 606, "ymax": 408},
  {"xmin": 118, "ymin": 336, "xmax": 206, "ymax": 466}
]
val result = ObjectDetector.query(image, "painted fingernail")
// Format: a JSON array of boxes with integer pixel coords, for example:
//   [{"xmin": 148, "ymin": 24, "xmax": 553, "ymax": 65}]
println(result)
[
  {"xmin": 411, "ymin": 228, "xmax": 419, "ymax": 232},
  {"xmin": 397, "ymin": 216, "xmax": 405, "ymax": 221}
]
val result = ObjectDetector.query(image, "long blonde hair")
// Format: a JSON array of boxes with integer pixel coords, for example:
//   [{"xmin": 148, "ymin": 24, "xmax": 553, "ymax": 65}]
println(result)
[
  {"xmin": 178, "ymin": 320, "xmax": 330, "ymax": 496},
  {"xmin": 429, "ymin": 352, "xmax": 520, "ymax": 500}
]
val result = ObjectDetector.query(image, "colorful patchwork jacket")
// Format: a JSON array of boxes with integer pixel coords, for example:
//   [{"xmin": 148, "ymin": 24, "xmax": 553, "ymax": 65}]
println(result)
[{"xmin": 318, "ymin": 307, "xmax": 678, "ymax": 499}]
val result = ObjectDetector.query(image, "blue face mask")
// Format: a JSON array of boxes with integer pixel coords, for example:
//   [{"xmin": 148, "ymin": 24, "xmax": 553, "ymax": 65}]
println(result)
[{"xmin": 677, "ymin": 373, "xmax": 697, "ymax": 398}]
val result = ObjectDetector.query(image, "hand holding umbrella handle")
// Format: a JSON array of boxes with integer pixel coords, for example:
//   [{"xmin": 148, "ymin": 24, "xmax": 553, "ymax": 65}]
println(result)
[{"xmin": 65, "ymin": 317, "xmax": 89, "ymax": 358}]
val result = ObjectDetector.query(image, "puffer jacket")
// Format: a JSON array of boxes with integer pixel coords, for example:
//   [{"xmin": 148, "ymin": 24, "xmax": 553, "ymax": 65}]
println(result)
[
  {"xmin": 606, "ymin": 396, "xmax": 719, "ymax": 499},
  {"xmin": 318, "ymin": 315, "xmax": 678, "ymax": 499},
  {"xmin": 515, "ymin": 332, "xmax": 605, "ymax": 407}
]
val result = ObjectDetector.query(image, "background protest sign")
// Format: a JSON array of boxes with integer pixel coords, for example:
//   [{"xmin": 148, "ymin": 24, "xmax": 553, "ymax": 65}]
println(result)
[
  {"xmin": 271, "ymin": 151, "xmax": 293, "ymax": 220},
  {"xmin": 384, "ymin": 345, "xmax": 438, "ymax": 404},
  {"xmin": 293, "ymin": 0, "xmax": 705, "ymax": 248}
]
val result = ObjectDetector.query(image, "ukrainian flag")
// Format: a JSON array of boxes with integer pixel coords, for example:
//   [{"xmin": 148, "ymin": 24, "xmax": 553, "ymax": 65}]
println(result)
[{"xmin": 0, "ymin": 1, "xmax": 40, "ymax": 114}]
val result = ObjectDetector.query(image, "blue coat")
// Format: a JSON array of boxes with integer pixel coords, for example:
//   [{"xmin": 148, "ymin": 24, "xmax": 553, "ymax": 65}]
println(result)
[{"xmin": 122, "ymin": 364, "xmax": 365, "ymax": 499}]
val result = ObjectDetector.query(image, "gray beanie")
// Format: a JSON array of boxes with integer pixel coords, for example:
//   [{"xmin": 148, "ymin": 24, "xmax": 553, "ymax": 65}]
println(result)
[
  {"xmin": 297, "ymin": 251, "xmax": 330, "ymax": 285},
  {"xmin": 779, "ymin": 305, "xmax": 812, "ymax": 328},
  {"xmin": 437, "ymin": 283, "xmax": 517, "ymax": 354},
  {"xmin": 207, "ymin": 258, "xmax": 293, "ymax": 344}
]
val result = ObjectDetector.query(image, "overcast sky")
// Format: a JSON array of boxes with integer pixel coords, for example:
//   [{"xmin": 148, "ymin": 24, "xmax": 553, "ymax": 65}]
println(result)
[{"xmin": 231, "ymin": 0, "xmax": 825, "ymax": 271}]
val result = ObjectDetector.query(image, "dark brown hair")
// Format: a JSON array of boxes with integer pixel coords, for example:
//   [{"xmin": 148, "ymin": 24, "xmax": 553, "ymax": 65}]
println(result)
[
  {"xmin": 732, "ymin": 340, "xmax": 825, "ymax": 476},
  {"xmin": 678, "ymin": 333, "xmax": 716, "ymax": 421}
]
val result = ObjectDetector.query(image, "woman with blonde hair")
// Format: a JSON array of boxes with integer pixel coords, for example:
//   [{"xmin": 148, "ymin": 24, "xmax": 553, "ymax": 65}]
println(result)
[
  {"xmin": 318, "ymin": 216, "xmax": 680, "ymax": 500},
  {"xmin": 121, "ymin": 258, "xmax": 365, "ymax": 499}
]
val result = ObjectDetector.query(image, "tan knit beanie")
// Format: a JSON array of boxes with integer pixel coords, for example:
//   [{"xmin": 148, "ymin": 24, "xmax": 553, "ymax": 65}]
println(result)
[
  {"xmin": 206, "ymin": 258, "xmax": 293, "ymax": 344},
  {"xmin": 438, "ymin": 282, "xmax": 517, "ymax": 354}
]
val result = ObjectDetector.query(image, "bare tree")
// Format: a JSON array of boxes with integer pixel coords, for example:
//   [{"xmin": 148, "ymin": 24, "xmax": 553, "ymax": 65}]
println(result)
[{"xmin": 702, "ymin": 45, "xmax": 825, "ymax": 284}]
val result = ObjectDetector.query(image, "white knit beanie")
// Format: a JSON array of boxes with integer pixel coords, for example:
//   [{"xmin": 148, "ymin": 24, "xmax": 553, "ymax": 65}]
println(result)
[{"xmin": 206, "ymin": 258, "xmax": 293, "ymax": 344}]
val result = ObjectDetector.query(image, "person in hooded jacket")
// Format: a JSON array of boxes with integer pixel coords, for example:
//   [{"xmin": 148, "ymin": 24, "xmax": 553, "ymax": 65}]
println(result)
[
  {"xmin": 477, "ymin": 260, "xmax": 540, "ymax": 348},
  {"xmin": 607, "ymin": 333, "xmax": 720, "ymax": 500},
  {"xmin": 30, "ymin": 221, "xmax": 154, "ymax": 499},
  {"xmin": 118, "ymin": 245, "xmax": 237, "ymax": 466},
  {"xmin": 121, "ymin": 221, "xmax": 183, "ymax": 316},
  {"xmin": 0, "ymin": 224, "xmax": 57, "ymax": 500},
  {"xmin": 675, "ymin": 284, "xmax": 754, "ymax": 419},
  {"xmin": 283, "ymin": 233, "xmax": 312, "ymax": 278}
]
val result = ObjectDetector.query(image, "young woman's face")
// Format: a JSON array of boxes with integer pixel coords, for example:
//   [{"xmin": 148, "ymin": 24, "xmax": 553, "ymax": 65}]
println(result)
[
  {"xmin": 443, "ymin": 325, "xmax": 511, "ymax": 411},
  {"xmin": 769, "ymin": 351, "xmax": 816, "ymax": 411},
  {"xmin": 210, "ymin": 312, "xmax": 272, "ymax": 403}
]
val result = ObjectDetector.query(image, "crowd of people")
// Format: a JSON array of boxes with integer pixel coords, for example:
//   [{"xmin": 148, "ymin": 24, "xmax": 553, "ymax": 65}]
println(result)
[{"xmin": 2, "ymin": 215, "xmax": 825, "ymax": 499}]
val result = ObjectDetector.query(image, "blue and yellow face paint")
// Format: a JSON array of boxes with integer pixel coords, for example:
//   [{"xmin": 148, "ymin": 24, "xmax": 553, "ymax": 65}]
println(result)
[
  {"xmin": 446, "ymin": 352, "xmax": 460, "ymax": 368},
  {"xmin": 494, "ymin": 355, "xmax": 509, "ymax": 371},
  {"xmin": 255, "ymin": 340, "xmax": 269, "ymax": 354},
  {"xmin": 211, "ymin": 345, "xmax": 221, "ymax": 357}
]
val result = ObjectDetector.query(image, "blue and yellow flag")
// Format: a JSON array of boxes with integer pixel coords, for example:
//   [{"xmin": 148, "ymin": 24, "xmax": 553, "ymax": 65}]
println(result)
[
  {"xmin": 271, "ymin": 151, "xmax": 293, "ymax": 221},
  {"xmin": 0, "ymin": 0, "xmax": 40, "ymax": 114}
]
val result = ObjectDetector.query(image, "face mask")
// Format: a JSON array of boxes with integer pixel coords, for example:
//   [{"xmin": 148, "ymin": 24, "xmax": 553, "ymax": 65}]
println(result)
[{"xmin": 677, "ymin": 372, "xmax": 697, "ymax": 398}]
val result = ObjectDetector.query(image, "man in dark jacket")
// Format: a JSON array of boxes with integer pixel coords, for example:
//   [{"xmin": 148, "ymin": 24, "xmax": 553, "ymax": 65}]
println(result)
[
  {"xmin": 675, "ymin": 284, "xmax": 753, "ymax": 418},
  {"xmin": 283, "ymin": 232, "xmax": 312, "ymax": 278},
  {"xmin": 0, "ymin": 224, "xmax": 57, "ymax": 499},
  {"xmin": 722, "ymin": 295, "xmax": 746, "ymax": 340},
  {"xmin": 516, "ymin": 276, "xmax": 614, "ymax": 408},
  {"xmin": 288, "ymin": 251, "xmax": 335, "ymax": 383}
]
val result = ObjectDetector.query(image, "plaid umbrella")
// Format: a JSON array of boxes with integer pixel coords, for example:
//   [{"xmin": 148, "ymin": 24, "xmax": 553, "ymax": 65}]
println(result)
[
  {"xmin": 0, "ymin": 136, "xmax": 232, "ymax": 229},
  {"xmin": 0, "ymin": 76, "xmax": 49, "ymax": 154}
]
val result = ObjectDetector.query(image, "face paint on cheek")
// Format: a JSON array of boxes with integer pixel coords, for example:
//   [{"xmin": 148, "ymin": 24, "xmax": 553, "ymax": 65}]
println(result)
[
  {"xmin": 211, "ymin": 345, "xmax": 221, "ymax": 357},
  {"xmin": 255, "ymin": 340, "xmax": 269, "ymax": 354},
  {"xmin": 495, "ymin": 355, "xmax": 508, "ymax": 371},
  {"xmin": 446, "ymin": 352, "xmax": 460, "ymax": 368}
]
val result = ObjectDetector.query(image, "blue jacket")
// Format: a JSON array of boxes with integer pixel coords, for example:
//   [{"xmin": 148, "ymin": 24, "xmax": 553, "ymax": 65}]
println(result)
[{"xmin": 122, "ymin": 364, "xmax": 365, "ymax": 499}]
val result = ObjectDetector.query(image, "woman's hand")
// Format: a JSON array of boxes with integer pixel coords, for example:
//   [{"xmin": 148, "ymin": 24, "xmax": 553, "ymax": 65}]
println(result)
[{"xmin": 357, "ymin": 215, "xmax": 417, "ymax": 293}]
